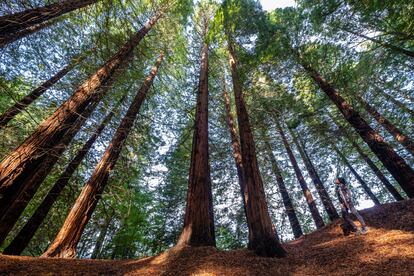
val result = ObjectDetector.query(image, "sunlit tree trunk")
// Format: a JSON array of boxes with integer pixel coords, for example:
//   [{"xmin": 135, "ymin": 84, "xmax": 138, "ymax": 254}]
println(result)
[
  {"xmin": 0, "ymin": 56, "xmax": 84, "ymax": 128},
  {"xmin": 228, "ymin": 40, "xmax": 285, "ymax": 257},
  {"xmin": 2, "ymin": 101, "xmax": 119, "ymax": 255},
  {"xmin": 0, "ymin": 10, "xmax": 164, "ymax": 218},
  {"xmin": 0, "ymin": 0, "xmax": 98, "ymax": 41},
  {"xmin": 275, "ymin": 120, "xmax": 325, "ymax": 229},
  {"xmin": 298, "ymin": 56, "xmax": 414, "ymax": 198},
  {"xmin": 356, "ymin": 95, "xmax": 414, "ymax": 157},
  {"xmin": 330, "ymin": 115, "xmax": 405, "ymax": 201},
  {"xmin": 42, "ymin": 54, "xmax": 163, "ymax": 258},
  {"xmin": 177, "ymin": 39, "xmax": 215, "ymax": 247},
  {"xmin": 288, "ymin": 128, "xmax": 339, "ymax": 221},
  {"xmin": 262, "ymin": 132, "xmax": 303, "ymax": 238}
]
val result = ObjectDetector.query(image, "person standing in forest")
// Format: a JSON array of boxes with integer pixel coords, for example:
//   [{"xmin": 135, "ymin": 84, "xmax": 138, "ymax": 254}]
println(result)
[{"xmin": 335, "ymin": 177, "xmax": 368, "ymax": 235}]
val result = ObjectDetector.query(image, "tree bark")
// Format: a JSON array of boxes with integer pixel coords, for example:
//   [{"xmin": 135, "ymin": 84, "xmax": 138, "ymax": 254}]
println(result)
[
  {"xmin": 298, "ymin": 56, "xmax": 414, "ymax": 198},
  {"xmin": 331, "ymin": 143, "xmax": 381, "ymax": 205},
  {"xmin": 275, "ymin": 120, "xmax": 325, "ymax": 229},
  {"xmin": 262, "ymin": 132, "xmax": 303, "ymax": 238},
  {"xmin": 330, "ymin": 115, "xmax": 405, "ymax": 201},
  {"xmin": 222, "ymin": 79, "xmax": 248, "ymax": 221},
  {"xmin": 0, "ymin": 56, "xmax": 84, "ymax": 128},
  {"xmin": 0, "ymin": 10, "xmax": 164, "ymax": 218},
  {"xmin": 42, "ymin": 54, "xmax": 163, "ymax": 258},
  {"xmin": 356, "ymin": 95, "xmax": 414, "ymax": 157},
  {"xmin": 0, "ymin": 0, "xmax": 98, "ymax": 40},
  {"xmin": 228, "ymin": 40, "xmax": 285, "ymax": 257},
  {"xmin": 2, "ymin": 102, "xmax": 118, "ymax": 255},
  {"xmin": 288, "ymin": 128, "xmax": 339, "ymax": 221},
  {"xmin": 177, "ymin": 41, "xmax": 215, "ymax": 247}
]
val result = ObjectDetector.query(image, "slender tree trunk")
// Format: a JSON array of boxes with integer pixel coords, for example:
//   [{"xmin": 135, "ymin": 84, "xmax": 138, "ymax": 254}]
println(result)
[
  {"xmin": 0, "ymin": 10, "xmax": 164, "ymax": 218},
  {"xmin": 330, "ymin": 115, "xmax": 405, "ymax": 201},
  {"xmin": 375, "ymin": 88, "xmax": 414, "ymax": 119},
  {"xmin": 275, "ymin": 120, "xmax": 325, "ymax": 229},
  {"xmin": 262, "ymin": 132, "xmax": 303, "ymax": 238},
  {"xmin": 288, "ymin": 128, "xmax": 339, "ymax": 221},
  {"xmin": 177, "ymin": 40, "xmax": 215, "ymax": 247},
  {"xmin": 0, "ymin": 56, "xmax": 84, "ymax": 128},
  {"xmin": 356, "ymin": 95, "xmax": 414, "ymax": 156},
  {"xmin": 42, "ymin": 54, "xmax": 163, "ymax": 258},
  {"xmin": 228, "ymin": 40, "xmax": 285, "ymax": 257},
  {"xmin": 298, "ymin": 56, "xmax": 414, "ymax": 198},
  {"xmin": 222, "ymin": 79, "xmax": 247, "ymax": 221},
  {"xmin": 331, "ymin": 143, "xmax": 381, "ymax": 205},
  {"xmin": 0, "ymin": 98, "xmax": 100, "ymax": 245},
  {"xmin": 91, "ymin": 215, "xmax": 112, "ymax": 259},
  {"xmin": 0, "ymin": 0, "xmax": 98, "ymax": 40},
  {"xmin": 2, "ymin": 102, "xmax": 119, "ymax": 255},
  {"xmin": 342, "ymin": 28, "xmax": 414, "ymax": 58},
  {"xmin": 0, "ymin": 19, "xmax": 56, "ymax": 48}
]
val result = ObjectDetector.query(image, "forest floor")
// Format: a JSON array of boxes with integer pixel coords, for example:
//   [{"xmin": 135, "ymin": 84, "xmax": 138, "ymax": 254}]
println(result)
[{"xmin": 1, "ymin": 199, "xmax": 413, "ymax": 275}]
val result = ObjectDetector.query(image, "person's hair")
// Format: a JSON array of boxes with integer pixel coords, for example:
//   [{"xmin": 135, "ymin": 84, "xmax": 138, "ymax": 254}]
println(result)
[{"xmin": 336, "ymin": 177, "xmax": 346, "ymax": 184}]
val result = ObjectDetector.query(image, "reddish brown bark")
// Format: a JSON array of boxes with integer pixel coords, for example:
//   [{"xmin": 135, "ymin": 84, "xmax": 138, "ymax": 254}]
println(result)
[
  {"xmin": 330, "ymin": 116, "xmax": 404, "ymax": 201},
  {"xmin": 289, "ymin": 128, "xmax": 339, "ymax": 221},
  {"xmin": 0, "ymin": 11, "xmax": 163, "ymax": 217},
  {"xmin": 2, "ymin": 102, "xmax": 118, "ymax": 255},
  {"xmin": 0, "ymin": 0, "xmax": 98, "ymax": 40},
  {"xmin": 228, "ymin": 41, "xmax": 285, "ymax": 257},
  {"xmin": 263, "ymin": 133, "xmax": 303, "ymax": 238},
  {"xmin": 299, "ymin": 57, "xmax": 414, "ymax": 198},
  {"xmin": 0, "ymin": 57, "xmax": 84, "ymax": 128},
  {"xmin": 42, "ymin": 54, "xmax": 163, "ymax": 258},
  {"xmin": 275, "ymin": 120, "xmax": 325, "ymax": 229},
  {"xmin": 357, "ymin": 95, "xmax": 414, "ymax": 157},
  {"xmin": 177, "ymin": 42, "xmax": 215, "ymax": 247}
]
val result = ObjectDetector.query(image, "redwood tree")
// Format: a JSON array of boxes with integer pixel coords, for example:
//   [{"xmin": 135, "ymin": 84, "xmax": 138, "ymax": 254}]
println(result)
[
  {"xmin": 2, "ymin": 100, "xmax": 120, "ymax": 255},
  {"xmin": 42, "ymin": 54, "xmax": 163, "ymax": 258},
  {"xmin": 0, "ymin": 10, "xmax": 164, "ymax": 218}
]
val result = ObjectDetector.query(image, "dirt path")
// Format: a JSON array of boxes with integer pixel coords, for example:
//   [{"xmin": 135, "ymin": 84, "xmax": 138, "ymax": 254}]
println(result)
[{"xmin": 1, "ymin": 200, "xmax": 413, "ymax": 275}]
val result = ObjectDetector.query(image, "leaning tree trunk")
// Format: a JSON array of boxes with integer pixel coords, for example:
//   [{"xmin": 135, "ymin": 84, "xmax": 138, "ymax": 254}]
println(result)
[
  {"xmin": 275, "ymin": 120, "xmax": 325, "ymax": 229},
  {"xmin": 177, "ymin": 40, "xmax": 215, "ymax": 247},
  {"xmin": 356, "ymin": 95, "xmax": 414, "ymax": 157},
  {"xmin": 0, "ymin": 10, "xmax": 164, "ymax": 217},
  {"xmin": 375, "ymin": 87, "xmax": 414, "ymax": 119},
  {"xmin": 222, "ymin": 79, "xmax": 248, "ymax": 221},
  {"xmin": 288, "ymin": 128, "xmax": 339, "ymax": 221},
  {"xmin": 0, "ymin": 56, "xmax": 85, "ymax": 128},
  {"xmin": 228, "ymin": 40, "xmax": 285, "ymax": 257},
  {"xmin": 262, "ymin": 132, "xmax": 303, "ymax": 238},
  {"xmin": 297, "ymin": 55, "xmax": 414, "ymax": 198},
  {"xmin": 42, "ymin": 54, "xmax": 163, "ymax": 258},
  {"xmin": 2, "ymin": 101, "xmax": 119, "ymax": 255},
  {"xmin": 0, "ymin": 0, "xmax": 98, "ymax": 41},
  {"xmin": 331, "ymin": 143, "xmax": 381, "ymax": 205},
  {"xmin": 0, "ymin": 98, "xmax": 100, "ymax": 245},
  {"xmin": 330, "ymin": 115, "xmax": 404, "ymax": 201}
]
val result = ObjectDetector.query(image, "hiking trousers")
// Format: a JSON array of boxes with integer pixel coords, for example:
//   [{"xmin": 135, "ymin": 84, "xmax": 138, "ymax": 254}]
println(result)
[{"xmin": 343, "ymin": 205, "xmax": 366, "ymax": 230}]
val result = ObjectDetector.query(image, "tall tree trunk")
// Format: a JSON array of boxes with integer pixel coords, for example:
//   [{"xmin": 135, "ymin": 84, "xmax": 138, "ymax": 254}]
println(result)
[
  {"xmin": 42, "ymin": 54, "xmax": 163, "ymax": 258},
  {"xmin": 342, "ymin": 28, "xmax": 414, "ymax": 58},
  {"xmin": 262, "ymin": 132, "xmax": 303, "ymax": 238},
  {"xmin": 331, "ymin": 143, "xmax": 381, "ymax": 205},
  {"xmin": 2, "ymin": 101, "xmax": 119, "ymax": 255},
  {"xmin": 375, "ymin": 88, "xmax": 414, "ymax": 119},
  {"xmin": 0, "ymin": 0, "xmax": 98, "ymax": 40},
  {"xmin": 228, "ymin": 41, "xmax": 285, "ymax": 257},
  {"xmin": 91, "ymin": 215, "xmax": 112, "ymax": 259},
  {"xmin": 275, "ymin": 120, "xmax": 325, "ymax": 229},
  {"xmin": 222, "ymin": 79, "xmax": 248, "ymax": 221},
  {"xmin": 0, "ymin": 56, "xmax": 84, "ymax": 128},
  {"xmin": 0, "ymin": 98, "xmax": 100, "ymax": 245},
  {"xmin": 0, "ymin": 19, "xmax": 56, "ymax": 48},
  {"xmin": 330, "ymin": 115, "xmax": 405, "ymax": 201},
  {"xmin": 288, "ymin": 128, "xmax": 339, "ymax": 221},
  {"xmin": 356, "ymin": 95, "xmax": 414, "ymax": 156},
  {"xmin": 297, "ymin": 56, "xmax": 414, "ymax": 198},
  {"xmin": 177, "ymin": 41, "xmax": 215, "ymax": 247},
  {"xmin": 0, "ymin": 10, "xmax": 164, "ymax": 217}
]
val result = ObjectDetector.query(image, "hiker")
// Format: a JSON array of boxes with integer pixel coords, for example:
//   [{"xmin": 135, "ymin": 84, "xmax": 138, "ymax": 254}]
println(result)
[{"xmin": 335, "ymin": 177, "xmax": 368, "ymax": 235}]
